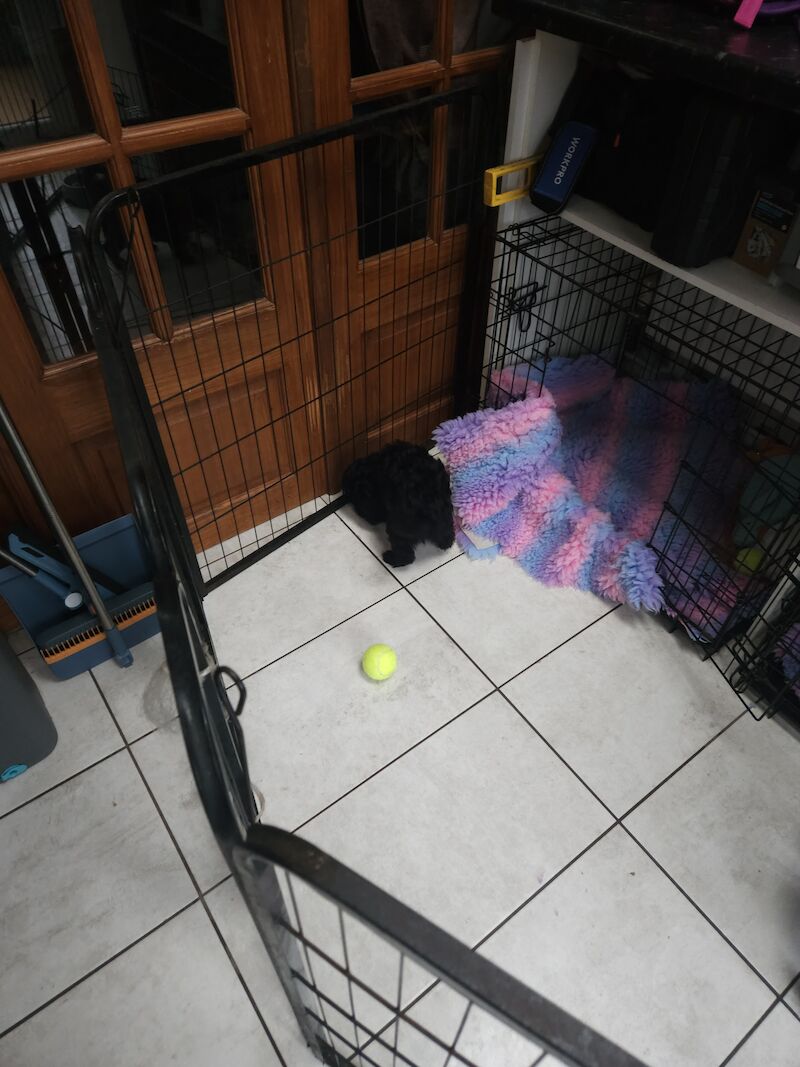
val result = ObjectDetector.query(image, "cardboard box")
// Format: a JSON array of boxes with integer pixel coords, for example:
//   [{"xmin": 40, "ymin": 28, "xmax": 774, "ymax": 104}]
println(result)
[{"xmin": 734, "ymin": 188, "xmax": 799, "ymax": 277}]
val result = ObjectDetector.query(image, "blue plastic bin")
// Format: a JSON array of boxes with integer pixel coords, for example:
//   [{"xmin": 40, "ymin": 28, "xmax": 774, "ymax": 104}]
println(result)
[{"xmin": 0, "ymin": 514, "xmax": 160, "ymax": 679}]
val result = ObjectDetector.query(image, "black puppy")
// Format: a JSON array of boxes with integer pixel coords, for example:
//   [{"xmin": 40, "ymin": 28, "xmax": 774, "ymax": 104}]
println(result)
[{"xmin": 342, "ymin": 442, "xmax": 455, "ymax": 567}]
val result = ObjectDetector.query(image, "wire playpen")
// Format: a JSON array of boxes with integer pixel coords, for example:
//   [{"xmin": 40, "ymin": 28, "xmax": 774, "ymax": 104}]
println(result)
[
  {"xmin": 85, "ymin": 86, "xmax": 498, "ymax": 591},
  {"xmin": 75, "ymin": 81, "xmax": 799, "ymax": 1065},
  {"xmin": 78, "ymin": 87, "xmax": 646, "ymax": 1067}
]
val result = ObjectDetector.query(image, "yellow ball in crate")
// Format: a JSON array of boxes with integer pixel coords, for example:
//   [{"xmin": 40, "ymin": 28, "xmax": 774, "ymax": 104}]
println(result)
[{"xmin": 735, "ymin": 547, "xmax": 765, "ymax": 575}]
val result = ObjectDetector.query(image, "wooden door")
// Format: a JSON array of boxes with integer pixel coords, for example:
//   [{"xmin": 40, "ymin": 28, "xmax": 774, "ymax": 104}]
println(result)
[
  {"xmin": 0, "ymin": 0, "xmax": 314, "ymax": 625},
  {"xmin": 283, "ymin": 0, "xmax": 514, "ymax": 486}
]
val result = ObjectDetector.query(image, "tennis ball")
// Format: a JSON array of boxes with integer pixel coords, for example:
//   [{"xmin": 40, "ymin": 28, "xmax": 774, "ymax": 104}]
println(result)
[
  {"xmin": 361, "ymin": 643, "xmax": 397, "ymax": 681},
  {"xmin": 735, "ymin": 547, "xmax": 765, "ymax": 575}
]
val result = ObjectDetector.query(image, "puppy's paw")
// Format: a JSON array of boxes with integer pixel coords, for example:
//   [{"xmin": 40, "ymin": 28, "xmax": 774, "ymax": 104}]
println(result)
[{"xmin": 383, "ymin": 547, "xmax": 415, "ymax": 567}]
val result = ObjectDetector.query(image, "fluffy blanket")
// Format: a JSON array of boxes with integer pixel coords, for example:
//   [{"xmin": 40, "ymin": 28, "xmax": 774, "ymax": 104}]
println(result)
[{"xmin": 436, "ymin": 356, "xmax": 756, "ymax": 636}]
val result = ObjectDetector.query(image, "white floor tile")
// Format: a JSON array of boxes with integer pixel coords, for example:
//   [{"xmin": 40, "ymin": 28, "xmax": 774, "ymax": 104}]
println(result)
[
  {"xmin": 626, "ymin": 714, "xmax": 800, "ymax": 992},
  {"xmin": 338, "ymin": 505, "xmax": 462, "ymax": 584},
  {"xmin": 197, "ymin": 496, "xmax": 330, "ymax": 582},
  {"xmin": 477, "ymin": 828, "xmax": 772, "ymax": 1067},
  {"xmin": 205, "ymin": 515, "xmax": 398, "ymax": 678},
  {"xmin": 412, "ymin": 553, "xmax": 612, "ymax": 684},
  {"xmin": 7, "ymin": 629, "xmax": 34, "ymax": 655},
  {"xmin": 206, "ymin": 549, "xmax": 244, "ymax": 579},
  {"xmin": 92, "ymin": 633, "xmax": 176, "ymax": 742},
  {"xmin": 360, "ymin": 979, "xmax": 542, "ymax": 1067},
  {"xmin": 0, "ymin": 904, "xmax": 280, "ymax": 1067},
  {"xmin": 0, "ymin": 652, "xmax": 121, "ymax": 817},
  {"xmin": 0, "ymin": 751, "xmax": 194, "ymax": 1032},
  {"xmin": 726, "ymin": 1004, "xmax": 800, "ymax": 1067},
  {"xmin": 504, "ymin": 609, "xmax": 743, "ymax": 815},
  {"xmin": 242, "ymin": 592, "xmax": 492, "ymax": 829},
  {"xmin": 302, "ymin": 693, "xmax": 611, "ymax": 946},
  {"xmin": 132, "ymin": 718, "xmax": 228, "ymax": 892},
  {"xmin": 205, "ymin": 879, "xmax": 320, "ymax": 1067}
]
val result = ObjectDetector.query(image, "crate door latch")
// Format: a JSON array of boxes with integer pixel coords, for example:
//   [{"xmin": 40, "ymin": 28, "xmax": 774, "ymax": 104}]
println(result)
[{"xmin": 483, "ymin": 156, "xmax": 541, "ymax": 207}]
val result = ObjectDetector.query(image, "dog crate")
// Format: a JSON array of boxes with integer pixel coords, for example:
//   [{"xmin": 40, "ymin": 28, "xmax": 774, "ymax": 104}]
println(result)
[
  {"xmin": 484, "ymin": 215, "xmax": 800, "ymax": 719},
  {"xmin": 76, "ymin": 88, "xmax": 648, "ymax": 1067}
]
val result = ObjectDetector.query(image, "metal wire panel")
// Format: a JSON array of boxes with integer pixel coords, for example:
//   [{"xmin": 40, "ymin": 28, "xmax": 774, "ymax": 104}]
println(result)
[
  {"xmin": 485, "ymin": 217, "xmax": 800, "ymax": 718},
  {"xmin": 86, "ymin": 87, "xmax": 498, "ymax": 589},
  {"xmin": 725, "ymin": 574, "xmax": 800, "ymax": 721}
]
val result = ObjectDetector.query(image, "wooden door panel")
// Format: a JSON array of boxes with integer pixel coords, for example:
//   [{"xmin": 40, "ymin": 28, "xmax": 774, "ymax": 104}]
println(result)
[
  {"xmin": 315, "ymin": 194, "xmax": 467, "ymax": 489},
  {"xmin": 147, "ymin": 307, "xmax": 325, "ymax": 552},
  {"xmin": 135, "ymin": 303, "xmax": 282, "ymax": 401}
]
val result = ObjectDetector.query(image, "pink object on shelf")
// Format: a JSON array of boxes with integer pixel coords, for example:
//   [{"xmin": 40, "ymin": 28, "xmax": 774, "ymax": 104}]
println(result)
[{"xmin": 734, "ymin": 0, "xmax": 764, "ymax": 27}]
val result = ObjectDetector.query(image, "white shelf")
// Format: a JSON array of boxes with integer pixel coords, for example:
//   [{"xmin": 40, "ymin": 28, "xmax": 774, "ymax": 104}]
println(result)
[{"xmin": 562, "ymin": 196, "xmax": 800, "ymax": 340}]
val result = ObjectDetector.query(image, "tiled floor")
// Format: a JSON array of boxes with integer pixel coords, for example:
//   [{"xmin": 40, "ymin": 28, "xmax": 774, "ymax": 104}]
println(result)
[{"xmin": 2, "ymin": 508, "xmax": 800, "ymax": 1066}]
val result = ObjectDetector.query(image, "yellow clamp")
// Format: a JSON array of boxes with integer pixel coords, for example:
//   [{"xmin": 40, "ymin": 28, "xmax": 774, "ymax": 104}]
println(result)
[{"xmin": 483, "ymin": 156, "xmax": 541, "ymax": 207}]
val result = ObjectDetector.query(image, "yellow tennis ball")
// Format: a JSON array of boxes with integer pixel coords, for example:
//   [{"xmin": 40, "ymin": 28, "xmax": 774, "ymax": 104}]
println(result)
[
  {"xmin": 735, "ymin": 547, "xmax": 765, "ymax": 575},
  {"xmin": 361, "ymin": 643, "xmax": 397, "ymax": 681}
]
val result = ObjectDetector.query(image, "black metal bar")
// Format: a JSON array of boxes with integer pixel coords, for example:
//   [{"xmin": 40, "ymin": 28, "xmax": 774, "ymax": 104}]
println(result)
[
  {"xmin": 0, "ymin": 393, "xmax": 126, "ymax": 659},
  {"xmin": 85, "ymin": 86, "xmax": 477, "ymax": 251},
  {"xmin": 233, "ymin": 850, "xmax": 327, "ymax": 1057}
]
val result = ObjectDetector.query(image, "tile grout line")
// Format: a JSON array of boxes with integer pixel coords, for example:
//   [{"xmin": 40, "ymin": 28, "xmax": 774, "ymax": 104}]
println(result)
[
  {"xmin": 334, "ymin": 511, "xmax": 405, "ymax": 588},
  {"xmin": 86, "ymin": 672, "xmax": 290, "ymax": 1067},
  {"xmin": 0, "ymin": 898, "xmax": 198, "ymax": 1043},
  {"xmin": 334, "ymin": 509, "xmax": 464, "ymax": 588},
  {"xmin": 782, "ymin": 984, "xmax": 800, "ymax": 1024},
  {"xmin": 498, "ymin": 687, "xmax": 618, "ymax": 819},
  {"xmin": 780, "ymin": 971, "xmax": 800, "ymax": 999},
  {"xmin": 236, "ymin": 585, "xmax": 405, "ymax": 686},
  {"xmin": 0, "ymin": 744, "xmax": 127, "ymax": 823},
  {"xmin": 716, "ymin": 996, "xmax": 783, "ymax": 1067},
  {"xmin": 290, "ymin": 692, "xmax": 495, "ymax": 834},
  {"xmin": 203, "ymin": 870, "xmax": 234, "ymax": 896},
  {"xmin": 619, "ymin": 822, "xmax": 781, "ymax": 999},
  {"xmin": 616, "ymin": 709, "xmax": 748, "ymax": 823},
  {"xmin": 470, "ymin": 822, "xmax": 620, "ymax": 953},
  {"xmin": 496, "ymin": 603, "xmax": 620, "ymax": 689}
]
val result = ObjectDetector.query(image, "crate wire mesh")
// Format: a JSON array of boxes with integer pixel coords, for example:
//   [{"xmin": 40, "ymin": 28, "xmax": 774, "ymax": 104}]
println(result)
[
  {"xmin": 78, "ymin": 220, "xmax": 645, "ymax": 1067},
  {"xmin": 725, "ymin": 573, "xmax": 800, "ymax": 721},
  {"xmin": 485, "ymin": 216, "xmax": 800, "ymax": 718},
  {"xmin": 87, "ymin": 87, "xmax": 496, "ymax": 589}
]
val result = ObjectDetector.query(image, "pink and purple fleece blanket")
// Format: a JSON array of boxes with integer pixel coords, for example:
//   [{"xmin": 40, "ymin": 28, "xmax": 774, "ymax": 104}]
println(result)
[{"xmin": 435, "ymin": 356, "xmax": 756, "ymax": 637}]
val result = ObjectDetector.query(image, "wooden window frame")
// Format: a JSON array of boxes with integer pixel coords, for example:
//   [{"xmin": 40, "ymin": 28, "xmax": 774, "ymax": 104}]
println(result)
[
  {"xmin": 0, "ymin": 0, "xmax": 514, "ymax": 366},
  {"xmin": 295, "ymin": 0, "xmax": 514, "ymax": 250},
  {"xmin": 0, "ymin": 0, "xmax": 294, "ymax": 361}
]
